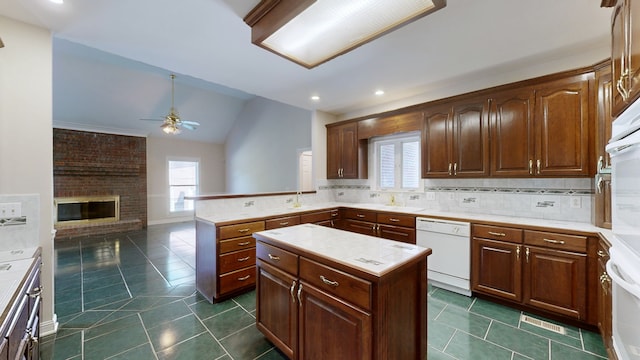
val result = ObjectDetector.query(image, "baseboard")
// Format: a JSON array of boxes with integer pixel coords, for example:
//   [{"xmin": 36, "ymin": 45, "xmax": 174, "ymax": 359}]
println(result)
[
  {"xmin": 148, "ymin": 216, "xmax": 194, "ymax": 226},
  {"xmin": 40, "ymin": 314, "xmax": 59, "ymax": 336}
]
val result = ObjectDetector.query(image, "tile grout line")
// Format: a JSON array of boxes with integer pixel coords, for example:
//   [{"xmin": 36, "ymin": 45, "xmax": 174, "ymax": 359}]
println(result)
[
  {"xmin": 79, "ymin": 239, "xmax": 86, "ymax": 313},
  {"xmin": 111, "ymin": 241, "xmax": 134, "ymax": 300},
  {"xmin": 125, "ymin": 235, "xmax": 173, "ymax": 287},
  {"xmin": 185, "ymin": 297, "xmax": 234, "ymax": 360},
  {"xmin": 136, "ymin": 312, "xmax": 160, "ymax": 360}
]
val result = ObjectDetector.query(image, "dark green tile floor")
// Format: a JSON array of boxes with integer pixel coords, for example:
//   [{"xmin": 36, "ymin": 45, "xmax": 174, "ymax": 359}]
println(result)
[{"xmin": 41, "ymin": 221, "xmax": 608, "ymax": 359}]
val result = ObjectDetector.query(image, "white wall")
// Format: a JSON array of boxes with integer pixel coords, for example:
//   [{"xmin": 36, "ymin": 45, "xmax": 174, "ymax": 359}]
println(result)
[
  {"xmin": 0, "ymin": 16, "xmax": 56, "ymax": 334},
  {"xmin": 226, "ymin": 97, "xmax": 312, "ymax": 193},
  {"xmin": 147, "ymin": 136, "xmax": 225, "ymax": 224}
]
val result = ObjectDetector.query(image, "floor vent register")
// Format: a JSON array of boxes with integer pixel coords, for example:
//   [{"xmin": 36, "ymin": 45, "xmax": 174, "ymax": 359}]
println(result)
[{"xmin": 520, "ymin": 314, "xmax": 566, "ymax": 335}]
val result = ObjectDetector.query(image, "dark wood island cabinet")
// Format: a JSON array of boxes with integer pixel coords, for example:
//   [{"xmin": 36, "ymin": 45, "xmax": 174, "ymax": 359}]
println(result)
[{"xmin": 253, "ymin": 224, "xmax": 431, "ymax": 360}]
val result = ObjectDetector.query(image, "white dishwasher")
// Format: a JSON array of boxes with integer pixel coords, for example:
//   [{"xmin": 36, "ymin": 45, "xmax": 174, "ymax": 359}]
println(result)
[{"xmin": 416, "ymin": 217, "xmax": 471, "ymax": 296}]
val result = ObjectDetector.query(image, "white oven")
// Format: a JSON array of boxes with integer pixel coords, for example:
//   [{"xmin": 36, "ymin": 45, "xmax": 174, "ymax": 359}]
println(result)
[{"xmin": 606, "ymin": 104, "xmax": 640, "ymax": 360}]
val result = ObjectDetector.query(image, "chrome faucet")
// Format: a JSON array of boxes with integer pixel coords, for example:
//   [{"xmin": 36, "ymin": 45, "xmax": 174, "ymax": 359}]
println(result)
[{"xmin": 293, "ymin": 191, "xmax": 302, "ymax": 208}]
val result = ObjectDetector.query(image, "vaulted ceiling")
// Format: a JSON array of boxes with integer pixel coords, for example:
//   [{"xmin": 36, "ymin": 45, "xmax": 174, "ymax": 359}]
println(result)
[{"xmin": 0, "ymin": 0, "xmax": 613, "ymax": 142}]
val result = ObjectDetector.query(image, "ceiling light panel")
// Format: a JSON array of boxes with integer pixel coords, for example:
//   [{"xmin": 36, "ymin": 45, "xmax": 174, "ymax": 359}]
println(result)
[{"xmin": 250, "ymin": 0, "xmax": 444, "ymax": 68}]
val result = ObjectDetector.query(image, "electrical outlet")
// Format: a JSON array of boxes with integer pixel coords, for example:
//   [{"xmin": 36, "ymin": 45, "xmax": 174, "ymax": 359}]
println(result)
[
  {"xmin": 0, "ymin": 203, "xmax": 22, "ymax": 218},
  {"xmin": 425, "ymin": 192, "xmax": 436, "ymax": 201},
  {"xmin": 570, "ymin": 197, "xmax": 582, "ymax": 209}
]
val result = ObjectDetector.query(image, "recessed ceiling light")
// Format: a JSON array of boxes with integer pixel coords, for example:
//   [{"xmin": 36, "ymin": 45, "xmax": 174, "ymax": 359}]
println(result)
[
  {"xmin": 310, "ymin": 95, "xmax": 320, "ymax": 101},
  {"xmin": 375, "ymin": 90, "xmax": 385, "ymax": 96},
  {"xmin": 50, "ymin": 0, "xmax": 64, "ymax": 4}
]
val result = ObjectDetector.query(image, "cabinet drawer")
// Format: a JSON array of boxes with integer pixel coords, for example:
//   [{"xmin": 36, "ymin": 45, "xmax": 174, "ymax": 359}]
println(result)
[
  {"xmin": 376, "ymin": 212, "xmax": 415, "ymax": 227},
  {"xmin": 219, "ymin": 248, "xmax": 256, "ymax": 274},
  {"xmin": 300, "ymin": 209, "xmax": 339, "ymax": 224},
  {"xmin": 219, "ymin": 221, "xmax": 265, "ymax": 240},
  {"xmin": 219, "ymin": 266, "xmax": 256, "ymax": 294},
  {"xmin": 343, "ymin": 209, "xmax": 376, "ymax": 222},
  {"xmin": 473, "ymin": 224, "xmax": 523, "ymax": 243},
  {"xmin": 378, "ymin": 224, "xmax": 415, "ymax": 244},
  {"xmin": 265, "ymin": 215, "xmax": 301, "ymax": 230},
  {"xmin": 219, "ymin": 236, "xmax": 256, "ymax": 254},
  {"xmin": 256, "ymin": 242, "xmax": 298, "ymax": 275},
  {"xmin": 299, "ymin": 257, "xmax": 372, "ymax": 311},
  {"xmin": 524, "ymin": 230, "xmax": 587, "ymax": 253}
]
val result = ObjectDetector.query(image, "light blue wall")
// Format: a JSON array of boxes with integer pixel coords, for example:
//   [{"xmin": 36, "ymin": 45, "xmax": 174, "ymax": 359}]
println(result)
[{"xmin": 225, "ymin": 97, "xmax": 312, "ymax": 193}]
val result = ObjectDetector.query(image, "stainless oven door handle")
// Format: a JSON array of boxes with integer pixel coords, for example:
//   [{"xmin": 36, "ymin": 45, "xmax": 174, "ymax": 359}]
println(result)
[{"xmin": 606, "ymin": 259, "xmax": 640, "ymax": 299}]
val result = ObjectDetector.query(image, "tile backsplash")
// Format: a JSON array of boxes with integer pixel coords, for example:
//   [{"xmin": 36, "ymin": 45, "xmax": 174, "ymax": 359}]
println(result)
[
  {"xmin": 0, "ymin": 194, "xmax": 40, "ymax": 250},
  {"xmin": 195, "ymin": 178, "xmax": 592, "ymax": 224},
  {"xmin": 319, "ymin": 178, "xmax": 592, "ymax": 223}
]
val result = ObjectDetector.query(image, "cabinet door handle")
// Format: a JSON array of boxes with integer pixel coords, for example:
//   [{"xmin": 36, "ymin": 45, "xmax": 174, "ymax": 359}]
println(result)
[
  {"xmin": 237, "ymin": 256, "xmax": 251, "ymax": 262},
  {"xmin": 268, "ymin": 254, "xmax": 280, "ymax": 261},
  {"xmin": 529, "ymin": 160, "xmax": 533, "ymax": 175},
  {"xmin": 237, "ymin": 241, "xmax": 251, "ymax": 246},
  {"xmin": 237, "ymin": 275, "xmax": 251, "ymax": 281},
  {"xmin": 516, "ymin": 246, "xmax": 521, "ymax": 261},
  {"xmin": 543, "ymin": 238, "xmax": 565, "ymax": 245},
  {"xmin": 596, "ymin": 176, "xmax": 604, "ymax": 194},
  {"xmin": 357, "ymin": 214, "xmax": 366, "ymax": 218},
  {"xmin": 331, "ymin": 212, "xmax": 339, "ymax": 217},
  {"xmin": 389, "ymin": 218, "xmax": 400, "ymax": 222},
  {"xmin": 448, "ymin": 163, "xmax": 453, "ymax": 176},
  {"xmin": 279, "ymin": 221, "xmax": 289, "ymax": 226},
  {"xmin": 525, "ymin": 247, "xmax": 530, "ymax": 263},
  {"xmin": 597, "ymin": 155, "xmax": 604, "ymax": 173},
  {"xmin": 597, "ymin": 250, "xmax": 608, "ymax": 258},
  {"xmin": 297, "ymin": 284, "xmax": 303, "ymax": 306},
  {"xmin": 320, "ymin": 275, "xmax": 339, "ymax": 287},
  {"xmin": 536, "ymin": 159, "xmax": 541, "ymax": 175},
  {"xmin": 488, "ymin": 231, "xmax": 506, "ymax": 237},
  {"xmin": 454, "ymin": 162, "xmax": 458, "ymax": 176},
  {"xmin": 28, "ymin": 286, "xmax": 42, "ymax": 298},
  {"xmin": 290, "ymin": 280, "xmax": 297, "ymax": 303},
  {"xmin": 237, "ymin": 228, "xmax": 250, "ymax": 234}
]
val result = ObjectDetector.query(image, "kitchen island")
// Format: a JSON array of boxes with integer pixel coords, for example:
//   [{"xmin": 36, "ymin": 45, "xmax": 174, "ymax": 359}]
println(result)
[{"xmin": 253, "ymin": 224, "xmax": 431, "ymax": 360}]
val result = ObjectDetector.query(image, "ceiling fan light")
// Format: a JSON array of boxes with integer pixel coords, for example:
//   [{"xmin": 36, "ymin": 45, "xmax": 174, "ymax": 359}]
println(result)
[{"xmin": 161, "ymin": 122, "xmax": 180, "ymax": 135}]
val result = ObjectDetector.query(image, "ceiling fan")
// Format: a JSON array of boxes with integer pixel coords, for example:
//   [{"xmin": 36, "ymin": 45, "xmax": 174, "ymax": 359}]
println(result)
[{"xmin": 141, "ymin": 74, "xmax": 200, "ymax": 134}]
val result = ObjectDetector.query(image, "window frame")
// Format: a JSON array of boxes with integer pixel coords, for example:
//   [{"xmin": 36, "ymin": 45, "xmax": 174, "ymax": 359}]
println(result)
[
  {"xmin": 167, "ymin": 157, "xmax": 200, "ymax": 213},
  {"xmin": 370, "ymin": 132, "xmax": 422, "ymax": 192}
]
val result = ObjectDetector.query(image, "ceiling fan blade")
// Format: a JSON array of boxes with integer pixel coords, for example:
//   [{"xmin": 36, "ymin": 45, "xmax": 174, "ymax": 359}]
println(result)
[
  {"xmin": 181, "ymin": 120, "xmax": 200, "ymax": 126},
  {"xmin": 181, "ymin": 123, "xmax": 197, "ymax": 130}
]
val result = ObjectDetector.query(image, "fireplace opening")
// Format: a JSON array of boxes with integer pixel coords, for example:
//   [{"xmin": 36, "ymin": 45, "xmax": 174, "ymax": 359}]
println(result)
[{"xmin": 54, "ymin": 196, "xmax": 120, "ymax": 224}]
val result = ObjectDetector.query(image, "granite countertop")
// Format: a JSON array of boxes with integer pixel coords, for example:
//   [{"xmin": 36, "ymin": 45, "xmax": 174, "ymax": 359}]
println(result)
[
  {"xmin": 0, "ymin": 256, "xmax": 37, "ymax": 331},
  {"xmin": 195, "ymin": 202, "xmax": 611, "ymax": 239},
  {"xmin": 253, "ymin": 223, "xmax": 431, "ymax": 277}
]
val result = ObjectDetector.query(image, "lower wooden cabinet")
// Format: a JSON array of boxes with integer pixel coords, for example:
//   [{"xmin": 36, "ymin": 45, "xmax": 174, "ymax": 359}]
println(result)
[
  {"xmin": 256, "ymin": 261, "xmax": 298, "ymax": 359},
  {"xmin": 255, "ymin": 237, "xmax": 427, "ymax": 359},
  {"xmin": 597, "ymin": 237, "xmax": 615, "ymax": 359},
  {"xmin": 342, "ymin": 209, "xmax": 416, "ymax": 244},
  {"xmin": 472, "ymin": 225, "xmax": 591, "ymax": 322},
  {"xmin": 298, "ymin": 281, "xmax": 372, "ymax": 360},
  {"xmin": 472, "ymin": 238, "xmax": 522, "ymax": 302},
  {"xmin": 523, "ymin": 246, "xmax": 587, "ymax": 319}
]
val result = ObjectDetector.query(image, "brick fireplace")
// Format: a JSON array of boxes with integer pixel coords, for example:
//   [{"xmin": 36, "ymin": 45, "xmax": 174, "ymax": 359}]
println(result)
[{"xmin": 53, "ymin": 129, "xmax": 147, "ymax": 238}]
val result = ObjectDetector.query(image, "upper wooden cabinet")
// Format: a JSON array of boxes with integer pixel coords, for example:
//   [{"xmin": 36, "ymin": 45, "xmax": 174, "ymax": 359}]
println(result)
[
  {"xmin": 611, "ymin": 0, "xmax": 640, "ymax": 117},
  {"xmin": 327, "ymin": 122, "xmax": 359, "ymax": 179},
  {"xmin": 490, "ymin": 88, "xmax": 536, "ymax": 176},
  {"xmin": 422, "ymin": 98, "xmax": 490, "ymax": 178},
  {"xmin": 533, "ymin": 75, "xmax": 592, "ymax": 176},
  {"xmin": 357, "ymin": 111, "xmax": 422, "ymax": 139}
]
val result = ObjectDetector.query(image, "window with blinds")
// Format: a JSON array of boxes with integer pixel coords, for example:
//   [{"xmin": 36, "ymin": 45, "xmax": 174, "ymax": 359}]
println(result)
[{"xmin": 374, "ymin": 133, "xmax": 420, "ymax": 191}]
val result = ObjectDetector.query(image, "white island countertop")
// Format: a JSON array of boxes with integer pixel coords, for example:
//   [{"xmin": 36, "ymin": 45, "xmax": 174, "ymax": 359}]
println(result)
[{"xmin": 253, "ymin": 223, "xmax": 431, "ymax": 277}]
